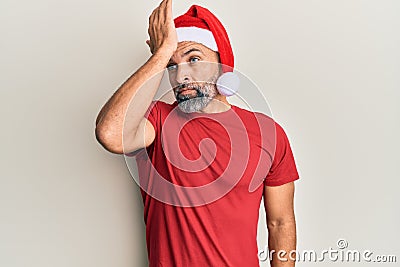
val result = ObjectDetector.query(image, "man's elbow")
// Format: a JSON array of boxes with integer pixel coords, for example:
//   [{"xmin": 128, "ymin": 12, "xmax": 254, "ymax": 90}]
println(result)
[
  {"xmin": 95, "ymin": 127, "xmax": 123, "ymax": 154},
  {"xmin": 267, "ymin": 216, "xmax": 296, "ymax": 230}
]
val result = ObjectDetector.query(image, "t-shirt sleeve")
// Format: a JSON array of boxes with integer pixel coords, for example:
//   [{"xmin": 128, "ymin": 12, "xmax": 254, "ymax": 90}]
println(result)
[
  {"xmin": 263, "ymin": 121, "xmax": 300, "ymax": 186},
  {"xmin": 124, "ymin": 100, "xmax": 159, "ymax": 157}
]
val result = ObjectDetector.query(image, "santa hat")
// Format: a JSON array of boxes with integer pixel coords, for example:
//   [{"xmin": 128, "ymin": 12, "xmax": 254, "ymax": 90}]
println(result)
[{"xmin": 173, "ymin": 5, "xmax": 239, "ymax": 96}]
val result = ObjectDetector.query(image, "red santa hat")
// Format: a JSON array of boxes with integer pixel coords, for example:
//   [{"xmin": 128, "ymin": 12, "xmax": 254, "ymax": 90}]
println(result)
[{"xmin": 173, "ymin": 5, "xmax": 239, "ymax": 96}]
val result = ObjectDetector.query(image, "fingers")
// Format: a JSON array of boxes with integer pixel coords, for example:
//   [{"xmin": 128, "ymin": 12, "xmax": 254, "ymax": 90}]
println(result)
[
  {"xmin": 160, "ymin": 0, "xmax": 169, "ymax": 10},
  {"xmin": 156, "ymin": 0, "xmax": 172, "ymax": 22},
  {"xmin": 148, "ymin": 8, "xmax": 156, "ymax": 35},
  {"xmin": 159, "ymin": 0, "xmax": 167, "ymax": 9},
  {"xmin": 160, "ymin": 0, "xmax": 170, "ymax": 19},
  {"xmin": 147, "ymin": 0, "xmax": 176, "ymax": 54},
  {"xmin": 148, "ymin": 7, "xmax": 159, "ymax": 43},
  {"xmin": 165, "ymin": 0, "xmax": 172, "ymax": 20},
  {"xmin": 149, "ymin": 0, "xmax": 170, "ymax": 24},
  {"xmin": 149, "ymin": 6, "xmax": 157, "ymax": 22},
  {"xmin": 153, "ymin": 0, "xmax": 170, "ymax": 22},
  {"xmin": 153, "ymin": 7, "xmax": 160, "ymax": 27}
]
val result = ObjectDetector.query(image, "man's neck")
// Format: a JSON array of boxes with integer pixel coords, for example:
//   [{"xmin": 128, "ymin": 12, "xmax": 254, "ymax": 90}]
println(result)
[{"xmin": 199, "ymin": 95, "xmax": 231, "ymax": 114}]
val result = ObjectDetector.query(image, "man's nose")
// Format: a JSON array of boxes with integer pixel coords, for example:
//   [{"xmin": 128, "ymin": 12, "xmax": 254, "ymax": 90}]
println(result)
[{"xmin": 175, "ymin": 64, "xmax": 192, "ymax": 84}]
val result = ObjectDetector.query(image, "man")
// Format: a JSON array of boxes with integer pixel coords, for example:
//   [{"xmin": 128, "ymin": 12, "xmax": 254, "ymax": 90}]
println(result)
[{"xmin": 95, "ymin": 0, "xmax": 299, "ymax": 266}]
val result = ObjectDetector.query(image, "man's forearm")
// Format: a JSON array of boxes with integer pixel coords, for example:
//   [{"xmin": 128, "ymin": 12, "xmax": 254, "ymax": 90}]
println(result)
[
  {"xmin": 267, "ymin": 221, "xmax": 297, "ymax": 267},
  {"xmin": 95, "ymin": 47, "xmax": 172, "ymax": 151}
]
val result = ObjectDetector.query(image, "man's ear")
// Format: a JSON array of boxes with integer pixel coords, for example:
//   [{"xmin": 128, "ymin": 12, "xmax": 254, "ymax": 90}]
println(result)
[
  {"xmin": 216, "ymin": 52, "xmax": 223, "ymax": 74},
  {"xmin": 217, "ymin": 52, "xmax": 221, "ymax": 64}
]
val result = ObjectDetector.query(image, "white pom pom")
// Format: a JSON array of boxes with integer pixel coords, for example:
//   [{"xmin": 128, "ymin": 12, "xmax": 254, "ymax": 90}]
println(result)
[{"xmin": 216, "ymin": 72, "xmax": 240, "ymax": 96}]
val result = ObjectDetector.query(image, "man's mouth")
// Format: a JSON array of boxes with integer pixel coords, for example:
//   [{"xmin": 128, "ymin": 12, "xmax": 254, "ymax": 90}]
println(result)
[
  {"xmin": 177, "ymin": 91, "xmax": 196, "ymax": 102},
  {"xmin": 177, "ymin": 83, "xmax": 200, "ymax": 94},
  {"xmin": 179, "ymin": 88, "xmax": 197, "ymax": 95}
]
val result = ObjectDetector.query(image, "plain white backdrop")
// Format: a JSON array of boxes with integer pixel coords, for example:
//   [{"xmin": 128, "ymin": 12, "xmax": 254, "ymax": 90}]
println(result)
[{"xmin": 1, "ymin": 0, "xmax": 399, "ymax": 266}]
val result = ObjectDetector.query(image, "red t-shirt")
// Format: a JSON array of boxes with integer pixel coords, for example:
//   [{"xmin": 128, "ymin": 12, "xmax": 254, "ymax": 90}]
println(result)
[{"xmin": 127, "ymin": 100, "xmax": 299, "ymax": 267}]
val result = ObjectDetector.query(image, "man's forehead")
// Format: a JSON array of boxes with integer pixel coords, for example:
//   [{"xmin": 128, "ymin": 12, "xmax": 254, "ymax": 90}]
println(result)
[
  {"xmin": 174, "ymin": 41, "xmax": 208, "ymax": 54},
  {"xmin": 171, "ymin": 42, "xmax": 211, "ymax": 59}
]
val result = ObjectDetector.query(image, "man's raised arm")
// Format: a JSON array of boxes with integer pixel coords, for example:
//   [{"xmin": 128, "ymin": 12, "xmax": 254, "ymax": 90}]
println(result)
[{"xmin": 95, "ymin": 0, "xmax": 177, "ymax": 154}]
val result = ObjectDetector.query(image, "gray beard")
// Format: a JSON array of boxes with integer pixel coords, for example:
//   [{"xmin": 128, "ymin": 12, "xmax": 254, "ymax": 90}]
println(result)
[
  {"xmin": 178, "ymin": 96, "xmax": 212, "ymax": 113},
  {"xmin": 176, "ymin": 73, "xmax": 219, "ymax": 113}
]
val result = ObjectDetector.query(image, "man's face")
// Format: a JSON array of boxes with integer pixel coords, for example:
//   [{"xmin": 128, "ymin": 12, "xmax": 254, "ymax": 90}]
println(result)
[{"xmin": 167, "ymin": 42, "xmax": 221, "ymax": 113}]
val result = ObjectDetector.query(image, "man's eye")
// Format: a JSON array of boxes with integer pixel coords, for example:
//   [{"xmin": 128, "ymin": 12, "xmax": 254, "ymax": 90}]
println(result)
[
  {"xmin": 189, "ymin": 57, "xmax": 200, "ymax": 63},
  {"xmin": 167, "ymin": 64, "xmax": 177, "ymax": 70}
]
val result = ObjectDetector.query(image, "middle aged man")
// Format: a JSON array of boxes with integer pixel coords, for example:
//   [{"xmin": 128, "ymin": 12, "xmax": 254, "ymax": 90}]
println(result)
[{"xmin": 95, "ymin": 1, "xmax": 300, "ymax": 266}]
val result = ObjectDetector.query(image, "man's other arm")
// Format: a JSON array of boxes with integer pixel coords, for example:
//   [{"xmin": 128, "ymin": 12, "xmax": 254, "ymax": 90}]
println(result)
[{"xmin": 264, "ymin": 181, "xmax": 297, "ymax": 267}]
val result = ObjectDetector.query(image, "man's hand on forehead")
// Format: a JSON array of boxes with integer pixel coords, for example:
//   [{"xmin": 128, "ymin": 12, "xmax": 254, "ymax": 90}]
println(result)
[{"xmin": 146, "ymin": 0, "xmax": 178, "ymax": 55}]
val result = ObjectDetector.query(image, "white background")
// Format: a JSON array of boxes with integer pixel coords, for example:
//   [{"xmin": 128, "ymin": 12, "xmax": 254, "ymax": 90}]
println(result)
[{"xmin": 1, "ymin": 0, "xmax": 399, "ymax": 266}]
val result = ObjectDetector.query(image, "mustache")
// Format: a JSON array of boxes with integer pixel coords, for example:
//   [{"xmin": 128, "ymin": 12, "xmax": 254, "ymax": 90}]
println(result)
[
  {"xmin": 174, "ymin": 81, "xmax": 216, "ymax": 93},
  {"xmin": 174, "ymin": 83, "xmax": 208, "ymax": 103},
  {"xmin": 175, "ymin": 82, "xmax": 199, "ymax": 93}
]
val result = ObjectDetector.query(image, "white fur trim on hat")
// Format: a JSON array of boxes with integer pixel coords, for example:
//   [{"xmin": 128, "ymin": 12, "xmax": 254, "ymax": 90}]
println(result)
[{"xmin": 176, "ymin": 27, "xmax": 218, "ymax": 52}]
